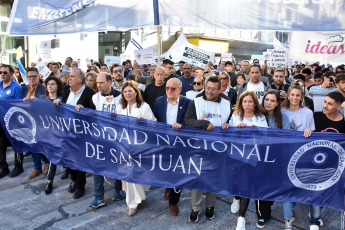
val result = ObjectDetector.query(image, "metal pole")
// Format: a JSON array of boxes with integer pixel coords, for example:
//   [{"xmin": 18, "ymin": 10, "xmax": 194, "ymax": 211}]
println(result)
[
  {"xmin": 157, "ymin": 26, "xmax": 162, "ymax": 66},
  {"xmin": 0, "ymin": 34, "xmax": 7, "ymax": 61}
]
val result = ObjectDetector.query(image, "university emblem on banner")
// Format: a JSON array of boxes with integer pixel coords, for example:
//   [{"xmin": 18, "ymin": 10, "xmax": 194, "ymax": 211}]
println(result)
[
  {"xmin": 4, "ymin": 107, "xmax": 36, "ymax": 144},
  {"xmin": 288, "ymin": 140, "xmax": 345, "ymax": 191}
]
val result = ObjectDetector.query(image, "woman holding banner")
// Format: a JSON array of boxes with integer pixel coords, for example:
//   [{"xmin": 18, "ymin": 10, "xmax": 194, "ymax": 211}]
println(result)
[
  {"xmin": 115, "ymin": 80, "xmax": 156, "ymax": 216},
  {"xmin": 39, "ymin": 76, "xmax": 64, "ymax": 195},
  {"xmin": 228, "ymin": 90, "xmax": 268, "ymax": 230},
  {"xmin": 282, "ymin": 85, "xmax": 320, "ymax": 230}
]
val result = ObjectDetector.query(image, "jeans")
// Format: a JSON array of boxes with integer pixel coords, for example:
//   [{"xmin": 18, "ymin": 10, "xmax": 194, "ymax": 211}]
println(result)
[
  {"xmin": 310, "ymin": 205, "xmax": 321, "ymax": 226},
  {"xmin": 283, "ymin": 202, "xmax": 295, "ymax": 220},
  {"xmin": 94, "ymin": 174, "xmax": 122, "ymax": 197},
  {"xmin": 32, "ymin": 153, "xmax": 49, "ymax": 170}
]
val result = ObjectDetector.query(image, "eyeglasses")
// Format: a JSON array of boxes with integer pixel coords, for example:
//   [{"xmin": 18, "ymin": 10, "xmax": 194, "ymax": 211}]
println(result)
[
  {"xmin": 166, "ymin": 86, "xmax": 178, "ymax": 91},
  {"xmin": 0, "ymin": 71, "xmax": 8, "ymax": 75},
  {"xmin": 183, "ymin": 68, "xmax": 191, "ymax": 70},
  {"xmin": 220, "ymin": 77, "xmax": 228, "ymax": 81},
  {"xmin": 28, "ymin": 75, "xmax": 38, "ymax": 78},
  {"xmin": 205, "ymin": 86, "xmax": 218, "ymax": 93},
  {"xmin": 112, "ymin": 70, "xmax": 122, "ymax": 74},
  {"xmin": 47, "ymin": 83, "xmax": 57, "ymax": 86},
  {"xmin": 193, "ymin": 82, "xmax": 202, "ymax": 85}
]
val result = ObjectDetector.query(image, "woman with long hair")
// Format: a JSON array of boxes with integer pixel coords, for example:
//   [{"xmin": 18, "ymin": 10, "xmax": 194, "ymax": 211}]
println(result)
[
  {"xmin": 229, "ymin": 90, "xmax": 268, "ymax": 230},
  {"xmin": 85, "ymin": 71, "xmax": 98, "ymax": 93},
  {"xmin": 282, "ymin": 85, "xmax": 319, "ymax": 230},
  {"xmin": 115, "ymin": 80, "xmax": 156, "ymax": 216},
  {"xmin": 39, "ymin": 76, "xmax": 64, "ymax": 195}
]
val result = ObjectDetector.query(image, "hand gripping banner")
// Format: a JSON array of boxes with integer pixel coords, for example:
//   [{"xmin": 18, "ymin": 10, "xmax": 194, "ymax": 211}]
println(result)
[{"xmin": 1, "ymin": 99, "xmax": 345, "ymax": 211}]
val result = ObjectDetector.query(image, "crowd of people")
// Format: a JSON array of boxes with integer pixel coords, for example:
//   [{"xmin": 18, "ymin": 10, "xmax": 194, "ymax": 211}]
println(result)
[{"xmin": 1, "ymin": 56, "xmax": 345, "ymax": 230}]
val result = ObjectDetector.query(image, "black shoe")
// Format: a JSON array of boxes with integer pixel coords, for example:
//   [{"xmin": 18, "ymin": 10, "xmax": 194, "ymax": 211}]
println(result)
[
  {"xmin": 257, "ymin": 219, "xmax": 266, "ymax": 228},
  {"xmin": 67, "ymin": 181, "xmax": 75, "ymax": 193},
  {"xmin": 45, "ymin": 182, "xmax": 53, "ymax": 195},
  {"xmin": 189, "ymin": 210, "xmax": 201, "ymax": 223},
  {"xmin": 24, "ymin": 152, "xmax": 32, "ymax": 157},
  {"xmin": 73, "ymin": 188, "xmax": 85, "ymax": 199},
  {"xmin": 60, "ymin": 170, "xmax": 69, "ymax": 180},
  {"xmin": 0, "ymin": 168, "xmax": 10, "ymax": 179},
  {"xmin": 204, "ymin": 207, "xmax": 214, "ymax": 220},
  {"xmin": 8, "ymin": 167, "xmax": 24, "ymax": 178}
]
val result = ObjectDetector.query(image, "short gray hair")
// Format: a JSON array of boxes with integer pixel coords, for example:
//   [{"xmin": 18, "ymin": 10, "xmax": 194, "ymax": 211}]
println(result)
[
  {"xmin": 167, "ymin": 78, "xmax": 182, "ymax": 88},
  {"xmin": 72, "ymin": 68, "xmax": 86, "ymax": 84}
]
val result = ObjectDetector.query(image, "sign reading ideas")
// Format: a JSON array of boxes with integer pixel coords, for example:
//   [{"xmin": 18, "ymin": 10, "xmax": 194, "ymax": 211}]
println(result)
[
  {"xmin": 289, "ymin": 32, "xmax": 345, "ymax": 63},
  {"xmin": 181, "ymin": 44, "xmax": 211, "ymax": 68},
  {"xmin": 1, "ymin": 99, "xmax": 345, "ymax": 211}
]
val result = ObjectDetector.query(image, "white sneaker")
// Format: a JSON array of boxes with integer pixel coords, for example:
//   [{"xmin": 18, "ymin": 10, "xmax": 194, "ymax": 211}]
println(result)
[
  {"xmin": 284, "ymin": 219, "xmax": 293, "ymax": 230},
  {"xmin": 236, "ymin": 216, "xmax": 246, "ymax": 230},
  {"xmin": 308, "ymin": 212, "xmax": 323, "ymax": 226},
  {"xmin": 231, "ymin": 198, "xmax": 240, "ymax": 213},
  {"xmin": 310, "ymin": 224, "xmax": 319, "ymax": 230}
]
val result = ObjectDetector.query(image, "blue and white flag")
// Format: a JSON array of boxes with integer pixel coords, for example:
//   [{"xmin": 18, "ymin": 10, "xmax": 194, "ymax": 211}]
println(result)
[
  {"xmin": 1, "ymin": 99, "xmax": 345, "ymax": 211},
  {"xmin": 6, "ymin": 0, "xmax": 345, "ymax": 35},
  {"xmin": 16, "ymin": 59, "xmax": 28, "ymax": 85}
]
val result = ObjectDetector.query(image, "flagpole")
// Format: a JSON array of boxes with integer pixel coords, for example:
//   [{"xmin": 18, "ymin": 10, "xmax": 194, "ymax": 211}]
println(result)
[
  {"xmin": 0, "ymin": 34, "xmax": 7, "ymax": 62},
  {"xmin": 157, "ymin": 26, "xmax": 162, "ymax": 66}
]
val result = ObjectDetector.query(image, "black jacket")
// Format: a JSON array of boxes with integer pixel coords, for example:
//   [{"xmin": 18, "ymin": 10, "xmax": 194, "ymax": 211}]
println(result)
[{"xmin": 62, "ymin": 85, "xmax": 95, "ymax": 109}]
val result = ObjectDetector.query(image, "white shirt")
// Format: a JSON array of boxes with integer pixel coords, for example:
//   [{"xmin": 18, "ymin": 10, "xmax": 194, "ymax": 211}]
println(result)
[
  {"xmin": 66, "ymin": 85, "xmax": 85, "ymax": 106},
  {"xmin": 247, "ymin": 81, "xmax": 265, "ymax": 103},
  {"xmin": 166, "ymin": 97, "xmax": 179, "ymax": 125},
  {"xmin": 116, "ymin": 102, "xmax": 157, "ymax": 121}
]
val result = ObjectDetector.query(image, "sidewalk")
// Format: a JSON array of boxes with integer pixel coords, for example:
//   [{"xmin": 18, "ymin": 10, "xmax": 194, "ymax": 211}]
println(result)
[{"xmin": 0, "ymin": 148, "xmax": 342, "ymax": 230}]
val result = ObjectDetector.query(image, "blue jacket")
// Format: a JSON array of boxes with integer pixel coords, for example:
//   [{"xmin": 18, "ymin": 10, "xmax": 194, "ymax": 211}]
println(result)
[
  {"xmin": 22, "ymin": 83, "xmax": 46, "ymax": 98},
  {"xmin": 153, "ymin": 95, "xmax": 191, "ymax": 125}
]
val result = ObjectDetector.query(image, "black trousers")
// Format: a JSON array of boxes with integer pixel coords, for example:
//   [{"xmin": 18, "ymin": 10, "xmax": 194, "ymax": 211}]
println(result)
[
  {"xmin": 238, "ymin": 197, "xmax": 273, "ymax": 220},
  {"xmin": 67, "ymin": 168, "xmax": 86, "ymax": 190},
  {"xmin": 168, "ymin": 188, "xmax": 182, "ymax": 205},
  {"xmin": 0, "ymin": 126, "xmax": 11, "ymax": 170}
]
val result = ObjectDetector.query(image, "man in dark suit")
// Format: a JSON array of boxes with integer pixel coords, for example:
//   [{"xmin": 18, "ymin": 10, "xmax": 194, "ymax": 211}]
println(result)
[
  {"xmin": 54, "ymin": 68, "xmax": 95, "ymax": 199},
  {"xmin": 153, "ymin": 78, "xmax": 191, "ymax": 216}
]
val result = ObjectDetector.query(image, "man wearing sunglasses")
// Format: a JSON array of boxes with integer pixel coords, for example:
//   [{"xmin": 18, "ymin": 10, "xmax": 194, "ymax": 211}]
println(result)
[
  {"xmin": 308, "ymin": 71, "xmax": 337, "ymax": 112},
  {"xmin": 153, "ymin": 78, "xmax": 191, "ymax": 217},
  {"xmin": 0, "ymin": 64, "xmax": 24, "ymax": 179}
]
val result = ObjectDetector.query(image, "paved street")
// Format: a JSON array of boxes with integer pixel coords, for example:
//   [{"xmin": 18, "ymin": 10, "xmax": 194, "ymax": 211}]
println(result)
[{"xmin": 0, "ymin": 148, "xmax": 342, "ymax": 230}]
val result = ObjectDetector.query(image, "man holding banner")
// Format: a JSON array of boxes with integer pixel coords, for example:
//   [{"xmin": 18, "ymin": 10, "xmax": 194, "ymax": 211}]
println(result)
[
  {"xmin": 184, "ymin": 76, "xmax": 231, "ymax": 222},
  {"xmin": 153, "ymin": 78, "xmax": 192, "ymax": 216},
  {"xmin": 0, "ymin": 64, "xmax": 23, "ymax": 179}
]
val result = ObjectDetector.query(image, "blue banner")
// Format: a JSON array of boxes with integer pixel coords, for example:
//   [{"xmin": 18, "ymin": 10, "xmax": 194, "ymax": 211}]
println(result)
[
  {"xmin": 1, "ymin": 99, "xmax": 345, "ymax": 211},
  {"xmin": 7, "ymin": 0, "xmax": 345, "ymax": 35}
]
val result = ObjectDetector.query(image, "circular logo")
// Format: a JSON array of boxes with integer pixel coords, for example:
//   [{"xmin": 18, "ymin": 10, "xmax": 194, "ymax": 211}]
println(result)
[
  {"xmin": 288, "ymin": 140, "xmax": 345, "ymax": 191},
  {"xmin": 4, "ymin": 107, "xmax": 36, "ymax": 144},
  {"xmin": 6, "ymin": 89, "xmax": 11, "ymax": 95}
]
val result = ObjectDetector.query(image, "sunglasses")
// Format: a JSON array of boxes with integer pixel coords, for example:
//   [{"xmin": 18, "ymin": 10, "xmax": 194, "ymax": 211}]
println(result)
[
  {"xmin": 0, "ymin": 71, "xmax": 8, "ymax": 75},
  {"xmin": 166, "ymin": 86, "xmax": 178, "ymax": 91},
  {"xmin": 220, "ymin": 77, "xmax": 228, "ymax": 80},
  {"xmin": 193, "ymin": 82, "xmax": 202, "ymax": 85}
]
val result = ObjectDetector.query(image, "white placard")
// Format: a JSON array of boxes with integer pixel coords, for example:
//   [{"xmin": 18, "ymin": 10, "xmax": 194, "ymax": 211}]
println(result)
[
  {"xmin": 134, "ymin": 48, "xmax": 154, "ymax": 65},
  {"xmin": 266, "ymin": 49, "xmax": 287, "ymax": 68},
  {"xmin": 181, "ymin": 44, "xmax": 211, "ymax": 68},
  {"xmin": 36, "ymin": 61, "xmax": 52, "ymax": 79},
  {"xmin": 221, "ymin": 53, "xmax": 233, "ymax": 62},
  {"xmin": 104, "ymin": 56, "xmax": 121, "ymax": 67},
  {"xmin": 40, "ymin": 40, "xmax": 51, "ymax": 60}
]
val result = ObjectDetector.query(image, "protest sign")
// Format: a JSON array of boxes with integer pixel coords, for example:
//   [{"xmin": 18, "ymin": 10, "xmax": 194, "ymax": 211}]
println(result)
[
  {"xmin": 104, "ymin": 56, "xmax": 121, "ymax": 67},
  {"xmin": 134, "ymin": 48, "xmax": 154, "ymax": 65},
  {"xmin": 266, "ymin": 49, "xmax": 287, "ymax": 68},
  {"xmin": 221, "ymin": 53, "xmax": 232, "ymax": 62},
  {"xmin": 40, "ymin": 40, "xmax": 51, "ymax": 60},
  {"xmin": 181, "ymin": 44, "xmax": 211, "ymax": 68},
  {"xmin": 35, "ymin": 61, "xmax": 52, "ymax": 79}
]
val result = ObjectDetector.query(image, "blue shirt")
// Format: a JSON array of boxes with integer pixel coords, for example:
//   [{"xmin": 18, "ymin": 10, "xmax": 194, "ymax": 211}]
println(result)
[
  {"xmin": 0, "ymin": 79, "xmax": 23, "ymax": 99},
  {"xmin": 179, "ymin": 76, "xmax": 195, "ymax": 96}
]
